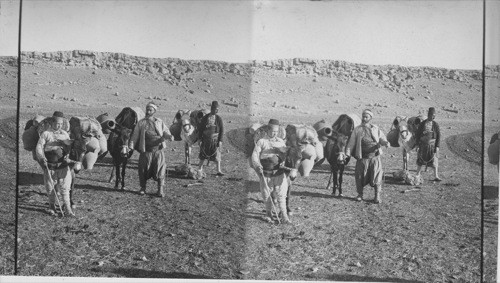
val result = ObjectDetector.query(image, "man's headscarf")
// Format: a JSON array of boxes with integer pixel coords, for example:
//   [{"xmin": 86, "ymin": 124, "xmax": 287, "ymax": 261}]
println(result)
[
  {"xmin": 52, "ymin": 111, "xmax": 64, "ymax": 118},
  {"xmin": 268, "ymin": 119, "xmax": 280, "ymax": 126},
  {"xmin": 146, "ymin": 101, "xmax": 158, "ymax": 111},
  {"xmin": 362, "ymin": 109, "xmax": 373, "ymax": 118}
]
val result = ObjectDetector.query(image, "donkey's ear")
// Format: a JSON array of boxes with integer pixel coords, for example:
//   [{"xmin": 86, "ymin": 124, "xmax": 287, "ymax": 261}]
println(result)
[
  {"xmin": 175, "ymin": 111, "xmax": 182, "ymax": 120},
  {"xmin": 277, "ymin": 147, "xmax": 289, "ymax": 154}
]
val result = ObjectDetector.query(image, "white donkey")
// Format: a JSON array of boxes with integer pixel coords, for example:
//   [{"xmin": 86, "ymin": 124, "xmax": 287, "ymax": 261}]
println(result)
[
  {"xmin": 171, "ymin": 109, "xmax": 208, "ymax": 165},
  {"xmin": 391, "ymin": 115, "xmax": 424, "ymax": 171}
]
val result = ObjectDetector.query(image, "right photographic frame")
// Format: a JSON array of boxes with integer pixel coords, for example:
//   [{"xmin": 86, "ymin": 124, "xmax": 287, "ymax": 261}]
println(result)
[{"xmin": 245, "ymin": 1, "xmax": 485, "ymax": 282}]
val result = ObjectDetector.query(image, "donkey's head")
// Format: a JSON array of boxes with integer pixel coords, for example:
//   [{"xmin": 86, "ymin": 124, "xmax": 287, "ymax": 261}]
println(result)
[
  {"xmin": 116, "ymin": 126, "xmax": 133, "ymax": 158},
  {"xmin": 181, "ymin": 113, "xmax": 196, "ymax": 136},
  {"xmin": 327, "ymin": 131, "xmax": 349, "ymax": 165},
  {"xmin": 282, "ymin": 146, "xmax": 302, "ymax": 181}
]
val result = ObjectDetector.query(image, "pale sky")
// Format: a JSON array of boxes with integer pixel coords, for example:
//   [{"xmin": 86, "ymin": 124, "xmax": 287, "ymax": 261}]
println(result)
[
  {"xmin": 486, "ymin": 0, "xmax": 500, "ymax": 66},
  {"xmin": 0, "ymin": 0, "xmax": 20, "ymax": 56},
  {"xmin": 253, "ymin": 1, "xmax": 484, "ymax": 69},
  {"xmin": 0, "ymin": 0, "xmax": 495, "ymax": 69}
]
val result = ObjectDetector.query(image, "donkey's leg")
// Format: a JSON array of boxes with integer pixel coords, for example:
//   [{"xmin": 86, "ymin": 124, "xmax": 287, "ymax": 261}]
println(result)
[
  {"xmin": 326, "ymin": 170, "xmax": 333, "ymax": 191},
  {"xmin": 332, "ymin": 168, "xmax": 339, "ymax": 196},
  {"xmin": 70, "ymin": 169, "xmax": 76, "ymax": 209},
  {"xmin": 185, "ymin": 142, "xmax": 190, "ymax": 165},
  {"xmin": 121, "ymin": 160, "xmax": 127, "ymax": 190},
  {"xmin": 109, "ymin": 161, "xmax": 115, "ymax": 183},
  {"xmin": 114, "ymin": 164, "xmax": 120, "ymax": 190},
  {"xmin": 338, "ymin": 165, "xmax": 345, "ymax": 197},
  {"xmin": 403, "ymin": 148, "xmax": 408, "ymax": 171},
  {"xmin": 285, "ymin": 176, "xmax": 292, "ymax": 215}
]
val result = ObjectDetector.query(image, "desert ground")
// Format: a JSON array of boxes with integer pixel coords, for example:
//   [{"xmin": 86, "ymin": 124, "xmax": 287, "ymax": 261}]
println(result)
[
  {"xmin": 0, "ymin": 56, "xmax": 18, "ymax": 275},
  {"xmin": 17, "ymin": 51, "xmax": 485, "ymax": 282}
]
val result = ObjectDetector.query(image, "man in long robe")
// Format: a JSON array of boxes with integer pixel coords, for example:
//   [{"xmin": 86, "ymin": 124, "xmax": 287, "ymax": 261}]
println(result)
[
  {"xmin": 129, "ymin": 102, "xmax": 173, "ymax": 197},
  {"xmin": 198, "ymin": 101, "xmax": 224, "ymax": 176},
  {"xmin": 36, "ymin": 111, "xmax": 74, "ymax": 216},
  {"xmin": 415, "ymin": 107, "xmax": 441, "ymax": 181},
  {"xmin": 346, "ymin": 109, "xmax": 388, "ymax": 204},
  {"xmin": 252, "ymin": 119, "xmax": 291, "ymax": 224}
]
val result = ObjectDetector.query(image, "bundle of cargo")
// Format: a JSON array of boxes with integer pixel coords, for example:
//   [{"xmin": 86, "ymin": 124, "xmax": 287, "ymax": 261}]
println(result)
[
  {"xmin": 22, "ymin": 115, "xmax": 70, "ymax": 151},
  {"xmin": 69, "ymin": 116, "xmax": 107, "ymax": 170},
  {"xmin": 312, "ymin": 114, "xmax": 360, "ymax": 166}
]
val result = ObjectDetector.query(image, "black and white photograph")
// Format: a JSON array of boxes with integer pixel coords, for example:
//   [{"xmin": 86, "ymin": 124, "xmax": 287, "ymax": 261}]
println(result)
[{"xmin": 0, "ymin": 0, "xmax": 499, "ymax": 282}]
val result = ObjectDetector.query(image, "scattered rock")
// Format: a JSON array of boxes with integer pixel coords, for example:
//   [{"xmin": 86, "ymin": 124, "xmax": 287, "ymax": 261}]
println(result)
[
  {"xmin": 308, "ymin": 267, "xmax": 319, "ymax": 272},
  {"xmin": 205, "ymin": 89, "xmax": 211, "ymax": 94},
  {"xmin": 239, "ymin": 270, "xmax": 250, "ymax": 275},
  {"xmin": 114, "ymin": 92, "xmax": 119, "ymax": 96}
]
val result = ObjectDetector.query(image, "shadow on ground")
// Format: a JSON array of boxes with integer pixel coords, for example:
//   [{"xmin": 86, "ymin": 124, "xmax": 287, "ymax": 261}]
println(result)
[
  {"xmin": 92, "ymin": 266, "xmax": 214, "ymax": 279},
  {"xmin": 484, "ymin": 186, "xmax": 499, "ymax": 200}
]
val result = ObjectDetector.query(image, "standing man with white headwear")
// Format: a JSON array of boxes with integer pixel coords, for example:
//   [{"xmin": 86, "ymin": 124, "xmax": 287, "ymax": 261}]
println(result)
[
  {"xmin": 346, "ymin": 109, "xmax": 389, "ymax": 204},
  {"xmin": 129, "ymin": 101, "xmax": 174, "ymax": 197}
]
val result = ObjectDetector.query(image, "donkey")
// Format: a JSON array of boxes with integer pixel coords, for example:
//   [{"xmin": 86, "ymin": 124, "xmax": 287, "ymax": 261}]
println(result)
[
  {"xmin": 107, "ymin": 125, "xmax": 133, "ymax": 190},
  {"xmin": 68, "ymin": 133, "xmax": 96, "ymax": 210},
  {"xmin": 172, "ymin": 109, "xmax": 206, "ymax": 165},
  {"xmin": 324, "ymin": 131, "xmax": 350, "ymax": 196},
  {"xmin": 392, "ymin": 116, "xmax": 422, "ymax": 171},
  {"xmin": 282, "ymin": 146, "xmax": 303, "ymax": 218}
]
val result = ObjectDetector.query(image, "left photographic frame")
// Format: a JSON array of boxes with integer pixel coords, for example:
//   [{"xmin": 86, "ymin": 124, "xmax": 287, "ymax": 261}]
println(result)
[{"xmin": 0, "ymin": 0, "xmax": 20, "ymax": 276}]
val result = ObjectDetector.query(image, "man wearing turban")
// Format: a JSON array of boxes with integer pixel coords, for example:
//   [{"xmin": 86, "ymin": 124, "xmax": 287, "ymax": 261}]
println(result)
[
  {"xmin": 129, "ymin": 101, "xmax": 174, "ymax": 197},
  {"xmin": 198, "ymin": 101, "xmax": 225, "ymax": 176},
  {"xmin": 346, "ymin": 109, "xmax": 389, "ymax": 204},
  {"xmin": 252, "ymin": 119, "xmax": 291, "ymax": 224},
  {"xmin": 415, "ymin": 107, "xmax": 442, "ymax": 181}
]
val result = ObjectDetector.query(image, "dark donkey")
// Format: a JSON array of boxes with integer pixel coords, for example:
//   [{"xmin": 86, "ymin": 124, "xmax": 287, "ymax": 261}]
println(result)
[
  {"xmin": 67, "ymin": 135, "xmax": 92, "ymax": 211},
  {"xmin": 282, "ymin": 146, "xmax": 303, "ymax": 217},
  {"xmin": 325, "ymin": 131, "xmax": 350, "ymax": 196},
  {"xmin": 106, "ymin": 107, "xmax": 143, "ymax": 190},
  {"xmin": 108, "ymin": 124, "xmax": 133, "ymax": 190}
]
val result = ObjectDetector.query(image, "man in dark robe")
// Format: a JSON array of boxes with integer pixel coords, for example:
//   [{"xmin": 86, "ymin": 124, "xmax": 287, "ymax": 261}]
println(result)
[
  {"xmin": 415, "ymin": 107, "xmax": 441, "ymax": 181},
  {"xmin": 198, "ymin": 101, "xmax": 224, "ymax": 176}
]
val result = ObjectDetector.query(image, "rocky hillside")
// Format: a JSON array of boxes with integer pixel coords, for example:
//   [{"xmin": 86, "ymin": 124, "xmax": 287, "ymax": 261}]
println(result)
[
  {"xmin": 21, "ymin": 50, "xmax": 492, "ymax": 98},
  {"xmin": 21, "ymin": 50, "xmax": 251, "ymax": 91},
  {"xmin": 252, "ymin": 58, "xmax": 484, "ymax": 94}
]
